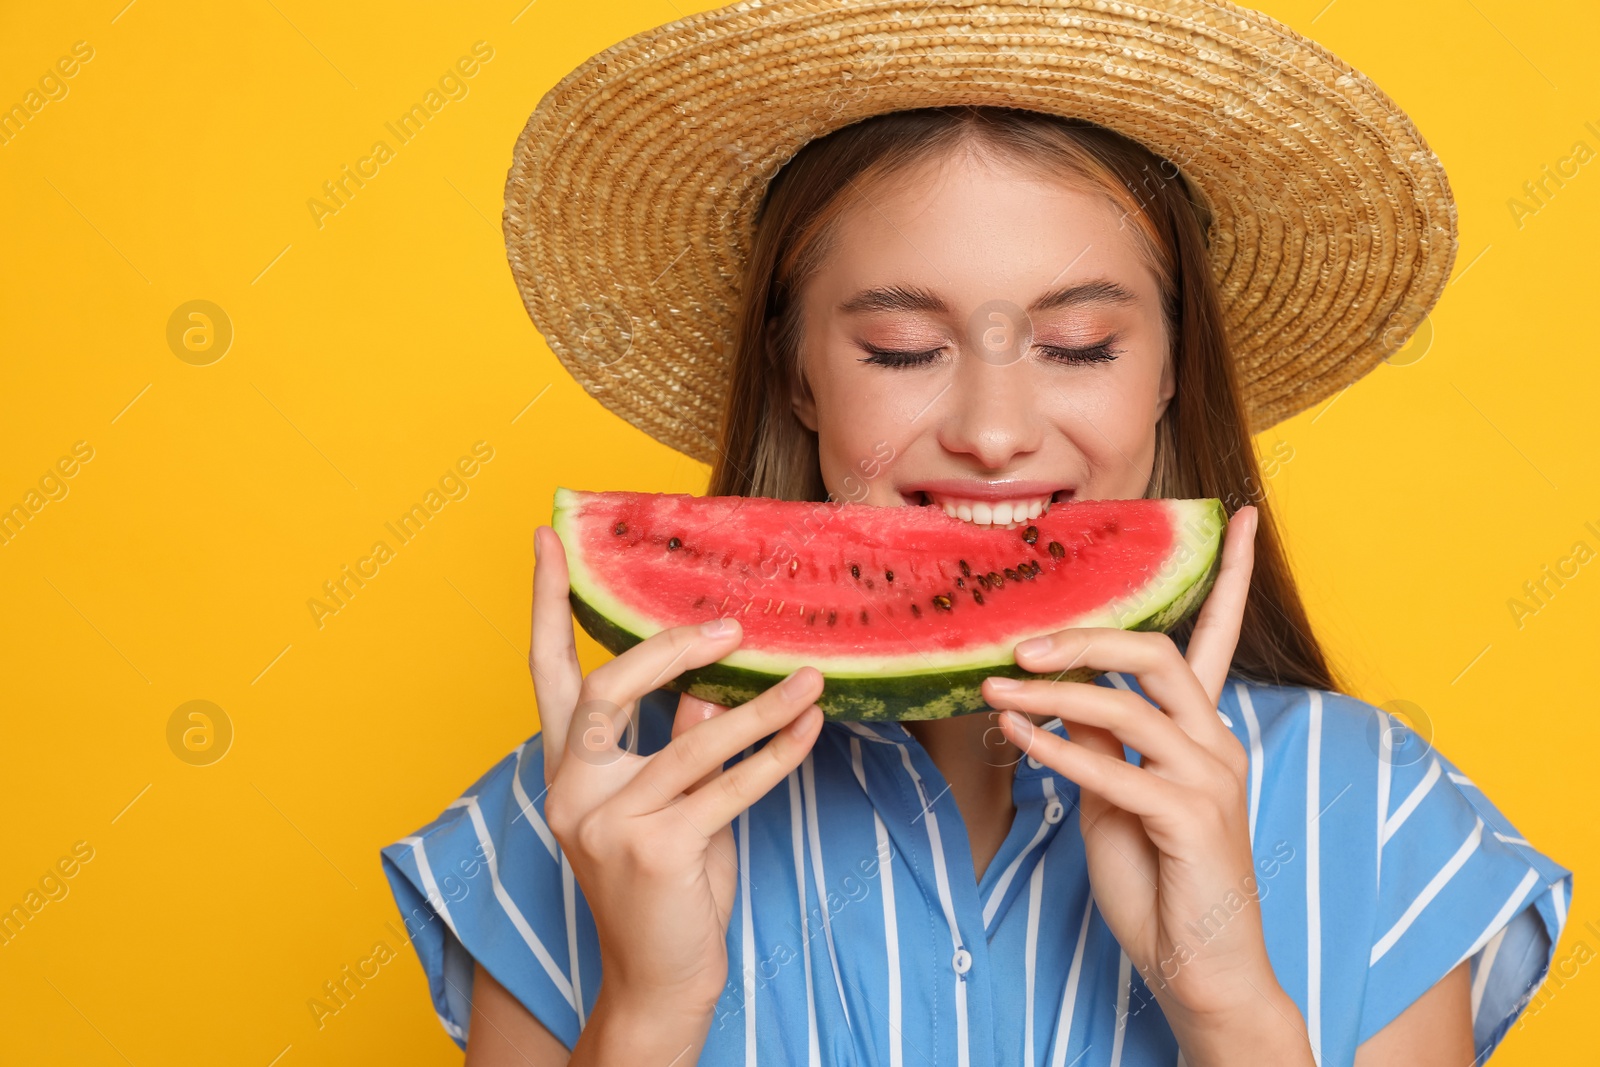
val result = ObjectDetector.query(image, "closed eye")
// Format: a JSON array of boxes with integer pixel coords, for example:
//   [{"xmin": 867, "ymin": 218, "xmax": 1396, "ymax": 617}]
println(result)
[{"xmin": 856, "ymin": 340, "xmax": 1121, "ymax": 367}]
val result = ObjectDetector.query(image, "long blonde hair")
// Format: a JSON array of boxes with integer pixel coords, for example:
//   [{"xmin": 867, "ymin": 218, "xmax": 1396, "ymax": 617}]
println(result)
[{"xmin": 708, "ymin": 106, "xmax": 1341, "ymax": 693}]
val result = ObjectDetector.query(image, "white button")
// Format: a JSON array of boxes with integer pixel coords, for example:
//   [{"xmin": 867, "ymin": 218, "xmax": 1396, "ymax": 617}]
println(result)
[
  {"xmin": 1026, "ymin": 755, "xmax": 1043, "ymax": 770},
  {"xmin": 952, "ymin": 947, "xmax": 972, "ymax": 975},
  {"xmin": 1044, "ymin": 800, "xmax": 1065, "ymax": 824}
]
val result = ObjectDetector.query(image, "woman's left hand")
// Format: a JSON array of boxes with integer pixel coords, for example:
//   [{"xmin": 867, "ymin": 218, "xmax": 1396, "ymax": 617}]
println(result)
[{"xmin": 984, "ymin": 504, "xmax": 1312, "ymax": 1063}]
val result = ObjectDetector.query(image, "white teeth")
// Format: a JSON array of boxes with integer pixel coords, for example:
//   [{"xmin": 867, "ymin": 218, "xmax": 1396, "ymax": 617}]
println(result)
[{"xmin": 923, "ymin": 493, "xmax": 1055, "ymax": 527}]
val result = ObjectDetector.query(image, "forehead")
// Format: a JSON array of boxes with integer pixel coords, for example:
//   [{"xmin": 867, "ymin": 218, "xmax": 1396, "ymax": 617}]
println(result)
[{"xmin": 813, "ymin": 147, "xmax": 1161, "ymax": 313}]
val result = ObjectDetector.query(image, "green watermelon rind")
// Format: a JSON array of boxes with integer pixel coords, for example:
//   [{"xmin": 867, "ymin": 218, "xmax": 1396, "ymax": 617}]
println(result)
[{"xmin": 556, "ymin": 493, "xmax": 1226, "ymax": 721}]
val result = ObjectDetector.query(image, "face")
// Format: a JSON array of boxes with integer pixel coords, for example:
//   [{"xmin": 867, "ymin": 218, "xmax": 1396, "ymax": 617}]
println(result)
[{"xmin": 789, "ymin": 143, "xmax": 1175, "ymax": 525}]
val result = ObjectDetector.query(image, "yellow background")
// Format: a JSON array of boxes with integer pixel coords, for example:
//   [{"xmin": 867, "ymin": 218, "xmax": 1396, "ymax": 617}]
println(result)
[{"xmin": 1, "ymin": 0, "xmax": 1595, "ymax": 1062}]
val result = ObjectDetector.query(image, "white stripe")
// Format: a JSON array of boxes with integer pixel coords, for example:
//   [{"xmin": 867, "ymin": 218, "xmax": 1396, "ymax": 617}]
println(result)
[
  {"xmin": 399, "ymin": 835, "xmax": 462, "ymax": 941},
  {"xmin": 850, "ymin": 738, "xmax": 901, "ymax": 1067},
  {"xmin": 560, "ymin": 853, "xmax": 585, "ymax": 1027},
  {"xmin": 1024, "ymin": 860, "xmax": 1046, "ymax": 1066},
  {"xmin": 1553, "ymin": 880, "xmax": 1568, "ymax": 930},
  {"xmin": 1376, "ymin": 714, "xmax": 1393, "ymax": 888},
  {"xmin": 1448, "ymin": 772, "xmax": 1477, "ymax": 788},
  {"xmin": 510, "ymin": 743, "xmax": 559, "ymax": 860},
  {"xmin": 1381, "ymin": 758, "xmax": 1442, "ymax": 846},
  {"xmin": 460, "ymin": 797, "xmax": 578, "ymax": 1012},
  {"xmin": 1493, "ymin": 832, "xmax": 1531, "ymax": 847},
  {"xmin": 1371, "ymin": 817, "xmax": 1486, "ymax": 965},
  {"xmin": 1110, "ymin": 949, "xmax": 1133, "ymax": 1066},
  {"xmin": 801, "ymin": 752, "xmax": 854, "ymax": 1034},
  {"xmin": 739, "ymin": 800, "xmax": 757, "ymax": 1067},
  {"xmin": 514, "ymin": 745, "xmax": 585, "ymax": 1027},
  {"xmin": 841, "ymin": 720, "xmax": 900, "ymax": 745},
  {"xmin": 1050, "ymin": 897, "xmax": 1096, "ymax": 1067},
  {"xmin": 787, "ymin": 772, "xmax": 821, "ymax": 1067},
  {"xmin": 896, "ymin": 744, "xmax": 969, "ymax": 1067},
  {"xmin": 983, "ymin": 777, "xmax": 1056, "ymax": 929},
  {"xmin": 1234, "ymin": 682, "xmax": 1263, "ymax": 846},
  {"xmin": 437, "ymin": 1010, "xmax": 466, "ymax": 1041},
  {"xmin": 1458, "ymin": 866, "xmax": 1542, "ymax": 975},
  {"xmin": 1469, "ymin": 926, "xmax": 1509, "ymax": 1023},
  {"xmin": 1305, "ymin": 689, "xmax": 1323, "ymax": 1066},
  {"xmin": 1106, "ymin": 671, "xmax": 1133, "ymax": 691}
]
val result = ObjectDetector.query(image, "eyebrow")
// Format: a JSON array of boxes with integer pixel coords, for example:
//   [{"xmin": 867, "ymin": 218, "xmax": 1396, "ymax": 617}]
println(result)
[{"xmin": 836, "ymin": 278, "xmax": 1141, "ymax": 316}]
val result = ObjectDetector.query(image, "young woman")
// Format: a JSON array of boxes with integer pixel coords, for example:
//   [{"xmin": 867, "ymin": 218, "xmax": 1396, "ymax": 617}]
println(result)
[{"xmin": 382, "ymin": 6, "xmax": 1570, "ymax": 1066}]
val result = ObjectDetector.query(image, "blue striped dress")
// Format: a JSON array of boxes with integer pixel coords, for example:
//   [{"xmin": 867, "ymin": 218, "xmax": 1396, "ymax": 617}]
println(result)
[{"xmin": 381, "ymin": 669, "xmax": 1571, "ymax": 1065}]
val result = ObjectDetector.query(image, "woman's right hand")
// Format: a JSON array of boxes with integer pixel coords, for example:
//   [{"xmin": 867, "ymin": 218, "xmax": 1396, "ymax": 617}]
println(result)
[{"xmin": 529, "ymin": 524, "xmax": 825, "ymax": 1019}]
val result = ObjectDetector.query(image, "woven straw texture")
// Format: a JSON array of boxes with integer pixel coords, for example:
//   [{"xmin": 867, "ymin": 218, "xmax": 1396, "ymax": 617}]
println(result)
[{"xmin": 504, "ymin": 0, "xmax": 1458, "ymax": 464}]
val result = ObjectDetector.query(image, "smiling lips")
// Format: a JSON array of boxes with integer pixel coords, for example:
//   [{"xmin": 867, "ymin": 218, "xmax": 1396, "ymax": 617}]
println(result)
[{"xmin": 902, "ymin": 483, "xmax": 1074, "ymax": 530}]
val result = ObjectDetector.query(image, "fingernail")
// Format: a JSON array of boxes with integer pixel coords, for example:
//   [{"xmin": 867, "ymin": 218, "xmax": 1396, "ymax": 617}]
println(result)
[
  {"xmin": 1015, "ymin": 636, "xmax": 1051, "ymax": 658},
  {"xmin": 702, "ymin": 617, "xmax": 738, "ymax": 637},
  {"xmin": 781, "ymin": 668, "xmax": 814, "ymax": 698},
  {"xmin": 987, "ymin": 677, "xmax": 1022, "ymax": 692},
  {"xmin": 1001, "ymin": 710, "xmax": 1030, "ymax": 731}
]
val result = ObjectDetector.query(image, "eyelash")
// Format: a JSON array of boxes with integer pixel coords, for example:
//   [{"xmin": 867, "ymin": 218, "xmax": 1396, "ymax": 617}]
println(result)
[{"xmin": 857, "ymin": 341, "xmax": 1121, "ymax": 368}]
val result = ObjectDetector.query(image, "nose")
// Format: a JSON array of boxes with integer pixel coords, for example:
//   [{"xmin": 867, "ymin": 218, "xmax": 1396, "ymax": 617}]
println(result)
[{"xmin": 933, "ymin": 355, "xmax": 1045, "ymax": 469}]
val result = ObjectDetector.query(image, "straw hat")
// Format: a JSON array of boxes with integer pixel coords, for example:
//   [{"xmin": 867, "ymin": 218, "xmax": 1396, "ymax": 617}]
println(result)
[{"xmin": 503, "ymin": 0, "xmax": 1456, "ymax": 465}]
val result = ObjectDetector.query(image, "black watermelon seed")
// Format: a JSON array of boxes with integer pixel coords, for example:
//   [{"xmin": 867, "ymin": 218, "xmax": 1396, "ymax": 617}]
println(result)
[
  {"xmin": 1048, "ymin": 541, "xmax": 1065, "ymax": 559},
  {"xmin": 859, "ymin": 608, "xmax": 869, "ymax": 624},
  {"xmin": 1023, "ymin": 525, "xmax": 1039, "ymax": 545},
  {"xmin": 613, "ymin": 522, "xmax": 627, "ymax": 536},
  {"xmin": 977, "ymin": 573, "xmax": 991, "ymax": 589},
  {"xmin": 988, "ymin": 571, "xmax": 1004, "ymax": 588},
  {"xmin": 1031, "ymin": 560, "xmax": 1044, "ymax": 576},
  {"xmin": 827, "ymin": 610, "xmax": 837, "ymax": 626},
  {"xmin": 1020, "ymin": 562, "xmax": 1037, "ymax": 581},
  {"xmin": 849, "ymin": 562, "xmax": 861, "ymax": 580},
  {"xmin": 885, "ymin": 570, "xmax": 894, "ymax": 582},
  {"xmin": 808, "ymin": 612, "xmax": 817, "ymax": 625},
  {"xmin": 958, "ymin": 560, "xmax": 971, "ymax": 577},
  {"xmin": 1004, "ymin": 567, "xmax": 1019, "ymax": 582},
  {"xmin": 955, "ymin": 577, "xmax": 965, "ymax": 589},
  {"xmin": 931, "ymin": 594, "xmax": 953, "ymax": 612},
  {"xmin": 973, "ymin": 590, "xmax": 985, "ymax": 605},
  {"xmin": 910, "ymin": 603, "xmax": 922, "ymax": 618},
  {"xmin": 667, "ymin": 537, "xmax": 682, "ymax": 551}
]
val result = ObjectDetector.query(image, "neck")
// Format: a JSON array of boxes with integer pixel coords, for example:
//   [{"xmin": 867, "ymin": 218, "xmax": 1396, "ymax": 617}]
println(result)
[{"xmin": 901, "ymin": 711, "xmax": 1048, "ymax": 881}]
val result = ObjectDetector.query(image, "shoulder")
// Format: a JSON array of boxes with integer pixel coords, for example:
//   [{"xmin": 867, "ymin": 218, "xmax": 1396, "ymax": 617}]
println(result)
[{"xmin": 1215, "ymin": 675, "xmax": 1573, "ymax": 1063}]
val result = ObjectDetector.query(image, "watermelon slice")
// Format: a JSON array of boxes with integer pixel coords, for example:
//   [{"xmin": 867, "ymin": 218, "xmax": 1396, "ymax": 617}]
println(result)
[{"xmin": 552, "ymin": 489, "xmax": 1226, "ymax": 721}]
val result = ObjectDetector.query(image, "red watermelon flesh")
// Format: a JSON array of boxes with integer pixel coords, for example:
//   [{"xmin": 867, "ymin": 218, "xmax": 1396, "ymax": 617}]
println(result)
[{"xmin": 553, "ymin": 489, "xmax": 1226, "ymax": 720}]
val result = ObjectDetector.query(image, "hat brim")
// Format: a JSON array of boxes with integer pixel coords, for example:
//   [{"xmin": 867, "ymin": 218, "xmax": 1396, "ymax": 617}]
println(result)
[{"xmin": 504, "ymin": 0, "xmax": 1457, "ymax": 463}]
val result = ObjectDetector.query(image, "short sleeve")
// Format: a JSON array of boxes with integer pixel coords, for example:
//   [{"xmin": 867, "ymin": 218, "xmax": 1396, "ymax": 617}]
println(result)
[
  {"xmin": 380, "ymin": 691, "xmax": 681, "ymax": 1050},
  {"xmin": 1358, "ymin": 735, "xmax": 1572, "ymax": 1059}
]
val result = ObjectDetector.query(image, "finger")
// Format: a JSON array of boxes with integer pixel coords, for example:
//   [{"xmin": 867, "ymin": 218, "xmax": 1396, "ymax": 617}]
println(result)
[
  {"xmin": 997, "ymin": 711, "xmax": 1182, "ymax": 820},
  {"xmin": 1013, "ymin": 628, "xmax": 1222, "ymax": 745},
  {"xmin": 1184, "ymin": 504, "xmax": 1258, "ymax": 705},
  {"xmin": 675, "ymin": 692, "xmax": 731, "ymax": 791},
  {"xmin": 623, "ymin": 667, "xmax": 824, "ymax": 811},
  {"xmin": 578, "ymin": 618, "xmax": 744, "ymax": 731},
  {"xmin": 532, "ymin": 525, "xmax": 584, "ymax": 782},
  {"xmin": 676, "ymin": 701, "xmax": 824, "ymax": 832},
  {"xmin": 983, "ymin": 677, "xmax": 1209, "ymax": 775}
]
